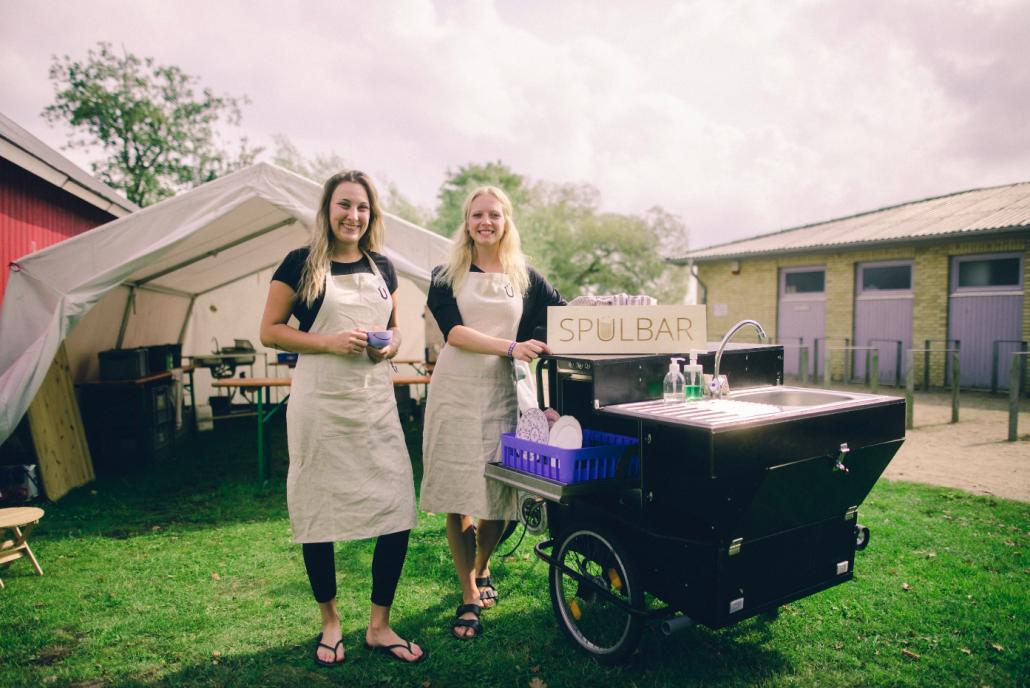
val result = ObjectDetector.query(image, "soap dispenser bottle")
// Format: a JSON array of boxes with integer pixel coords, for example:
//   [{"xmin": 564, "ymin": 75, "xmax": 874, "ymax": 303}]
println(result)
[
  {"xmin": 684, "ymin": 350, "xmax": 704, "ymax": 400},
  {"xmin": 663, "ymin": 357, "xmax": 686, "ymax": 403}
]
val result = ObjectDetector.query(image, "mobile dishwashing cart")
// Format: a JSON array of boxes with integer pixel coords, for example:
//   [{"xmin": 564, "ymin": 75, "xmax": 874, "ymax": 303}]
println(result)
[{"xmin": 486, "ymin": 344, "xmax": 904, "ymax": 664}]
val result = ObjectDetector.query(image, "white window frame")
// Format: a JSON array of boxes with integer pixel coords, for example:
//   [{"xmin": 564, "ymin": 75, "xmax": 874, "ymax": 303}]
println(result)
[
  {"xmin": 856, "ymin": 259, "xmax": 913, "ymax": 300},
  {"xmin": 951, "ymin": 252, "xmax": 1024, "ymax": 297}
]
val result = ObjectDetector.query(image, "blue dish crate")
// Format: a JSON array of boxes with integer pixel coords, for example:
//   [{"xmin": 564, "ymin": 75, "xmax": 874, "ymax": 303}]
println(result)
[{"xmin": 500, "ymin": 429, "xmax": 639, "ymax": 485}]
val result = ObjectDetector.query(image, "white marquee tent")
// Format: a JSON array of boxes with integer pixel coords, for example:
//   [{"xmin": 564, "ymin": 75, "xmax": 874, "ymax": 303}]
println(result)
[{"xmin": 0, "ymin": 163, "xmax": 450, "ymax": 443}]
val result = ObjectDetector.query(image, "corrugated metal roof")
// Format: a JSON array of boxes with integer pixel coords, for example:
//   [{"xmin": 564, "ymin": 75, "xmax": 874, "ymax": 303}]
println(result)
[
  {"xmin": 674, "ymin": 181, "xmax": 1030, "ymax": 262},
  {"xmin": 0, "ymin": 111, "xmax": 138, "ymax": 215}
]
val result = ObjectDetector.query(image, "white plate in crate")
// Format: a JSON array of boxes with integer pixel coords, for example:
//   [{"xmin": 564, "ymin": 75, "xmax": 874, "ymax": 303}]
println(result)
[
  {"xmin": 548, "ymin": 416, "xmax": 583, "ymax": 449},
  {"xmin": 516, "ymin": 407, "xmax": 550, "ymax": 444}
]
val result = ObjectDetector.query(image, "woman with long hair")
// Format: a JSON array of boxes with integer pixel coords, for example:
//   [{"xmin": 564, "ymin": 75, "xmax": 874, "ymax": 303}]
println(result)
[
  {"xmin": 260, "ymin": 170, "xmax": 425, "ymax": 665},
  {"xmin": 420, "ymin": 186, "xmax": 566, "ymax": 639}
]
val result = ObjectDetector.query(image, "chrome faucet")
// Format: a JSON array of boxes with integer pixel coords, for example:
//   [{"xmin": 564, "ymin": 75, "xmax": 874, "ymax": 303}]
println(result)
[{"xmin": 710, "ymin": 319, "xmax": 768, "ymax": 397}]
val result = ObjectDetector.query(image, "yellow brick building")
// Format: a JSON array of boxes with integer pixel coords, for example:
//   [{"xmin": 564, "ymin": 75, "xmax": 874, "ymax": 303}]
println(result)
[{"xmin": 674, "ymin": 183, "xmax": 1030, "ymax": 391}]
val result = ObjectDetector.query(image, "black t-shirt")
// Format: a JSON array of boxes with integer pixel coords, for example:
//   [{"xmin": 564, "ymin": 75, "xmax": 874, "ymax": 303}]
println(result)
[
  {"xmin": 271, "ymin": 248, "xmax": 398, "ymax": 332},
  {"xmin": 427, "ymin": 265, "xmax": 566, "ymax": 343}
]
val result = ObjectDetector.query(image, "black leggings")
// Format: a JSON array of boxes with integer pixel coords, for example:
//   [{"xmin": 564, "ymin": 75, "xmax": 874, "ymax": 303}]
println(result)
[{"xmin": 302, "ymin": 530, "xmax": 411, "ymax": 606}]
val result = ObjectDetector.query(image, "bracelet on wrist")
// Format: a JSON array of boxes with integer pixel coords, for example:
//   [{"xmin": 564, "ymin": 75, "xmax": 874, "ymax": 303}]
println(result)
[{"xmin": 506, "ymin": 341, "xmax": 517, "ymax": 358}]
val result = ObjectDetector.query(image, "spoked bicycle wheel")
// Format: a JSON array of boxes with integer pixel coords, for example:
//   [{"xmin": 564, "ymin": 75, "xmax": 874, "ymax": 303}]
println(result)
[{"xmin": 548, "ymin": 525, "xmax": 643, "ymax": 664}]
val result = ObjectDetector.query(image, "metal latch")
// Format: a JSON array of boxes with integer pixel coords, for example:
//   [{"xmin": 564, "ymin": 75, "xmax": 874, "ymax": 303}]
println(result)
[
  {"xmin": 844, "ymin": 506, "xmax": 858, "ymax": 521},
  {"xmin": 834, "ymin": 442, "xmax": 850, "ymax": 473},
  {"xmin": 728, "ymin": 538, "xmax": 743, "ymax": 556}
]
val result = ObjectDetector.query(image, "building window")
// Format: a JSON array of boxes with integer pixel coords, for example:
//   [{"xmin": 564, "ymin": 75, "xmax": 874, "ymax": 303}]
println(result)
[
  {"xmin": 862, "ymin": 264, "xmax": 911, "ymax": 291},
  {"xmin": 957, "ymin": 257, "xmax": 1020, "ymax": 288},
  {"xmin": 784, "ymin": 270, "xmax": 825, "ymax": 294}
]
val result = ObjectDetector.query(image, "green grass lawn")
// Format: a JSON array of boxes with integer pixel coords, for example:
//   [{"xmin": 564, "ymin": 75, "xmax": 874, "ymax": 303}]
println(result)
[{"xmin": 1, "ymin": 415, "xmax": 1027, "ymax": 688}]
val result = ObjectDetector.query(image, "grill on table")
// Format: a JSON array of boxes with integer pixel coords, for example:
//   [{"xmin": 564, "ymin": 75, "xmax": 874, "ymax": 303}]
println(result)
[{"xmin": 486, "ymin": 344, "xmax": 904, "ymax": 663}]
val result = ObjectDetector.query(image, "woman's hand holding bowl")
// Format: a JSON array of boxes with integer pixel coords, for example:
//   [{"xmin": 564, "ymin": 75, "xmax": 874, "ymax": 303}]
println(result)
[{"xmin": 326, "ymin": 328, "xmax": 368, "ymax": 355}]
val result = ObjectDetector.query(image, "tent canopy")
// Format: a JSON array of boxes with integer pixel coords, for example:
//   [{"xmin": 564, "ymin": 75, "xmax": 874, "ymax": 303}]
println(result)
[{"xmin": 0, "ymin": 163, "xmax": 450, "ymax": 443}]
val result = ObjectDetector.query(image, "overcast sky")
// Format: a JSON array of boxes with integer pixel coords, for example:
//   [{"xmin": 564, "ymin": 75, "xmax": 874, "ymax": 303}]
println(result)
[{"xmin": 2, "ymin": 0, "xmax": 1028, "ymax": 250}]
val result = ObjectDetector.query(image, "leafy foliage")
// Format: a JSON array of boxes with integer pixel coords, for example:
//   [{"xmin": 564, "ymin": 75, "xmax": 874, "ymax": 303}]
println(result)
[
  {"xmin": 270, "ymin": 133, "xmax": 347, "ymax": 185},
  {"xmin": 431, "ymin": 161, "xmax": 690, "ymax": 302},
  {"xmin": 430, "ymin": 161, "xmax": 531, "ymax": 237},
  {"xmin": 42, "ymin": 42, "xmax": 261, "ymax": 206}
]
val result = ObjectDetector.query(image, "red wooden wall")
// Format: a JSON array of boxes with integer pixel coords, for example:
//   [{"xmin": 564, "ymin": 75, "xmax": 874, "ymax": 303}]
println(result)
[{"xmin": 1, "ymin": 157, "xmax": 115, "ymax": 303}]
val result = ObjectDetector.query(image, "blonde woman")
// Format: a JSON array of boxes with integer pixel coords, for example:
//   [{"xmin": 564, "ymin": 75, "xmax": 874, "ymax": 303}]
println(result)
[
  {"xmin": 260, "ymin": 171, "xmax": 425, "ymax": 665},
  {"xmin": 420, "ymin": 186, "xmax": 566, "ymax": 639}
]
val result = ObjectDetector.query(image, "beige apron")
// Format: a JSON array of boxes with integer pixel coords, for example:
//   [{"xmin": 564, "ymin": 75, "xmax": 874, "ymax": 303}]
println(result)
[
  {"xmin": 420, "ymin": 271, "xmax": 523, "ymax": 520},
  {"xmin": 286, "ymin": 255, "xmax": 417, "ymax": 543}
]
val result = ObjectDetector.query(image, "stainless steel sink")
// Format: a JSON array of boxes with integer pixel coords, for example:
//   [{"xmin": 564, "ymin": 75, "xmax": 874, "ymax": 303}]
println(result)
[
  {"xmin": 729, "ymin": 387, "xmax": 862, "ymax": 408},
  {"xmin": 605, "ymin": 385, "xmax": 900, "ymax": 429}
]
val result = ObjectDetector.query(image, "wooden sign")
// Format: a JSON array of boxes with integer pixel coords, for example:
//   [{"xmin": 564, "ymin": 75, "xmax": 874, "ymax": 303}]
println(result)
[{"xmin": 547, "ymin": 305, "xmax": 708, "ymax": 354}]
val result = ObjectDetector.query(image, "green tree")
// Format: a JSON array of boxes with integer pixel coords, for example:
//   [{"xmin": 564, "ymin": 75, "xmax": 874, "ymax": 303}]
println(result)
[
  {"xmin": 430, "ymin": 161, "xmax": 529, "ymax": 237},
  {"xmin": 429, "ymin": 161, "xmax": 690, "ymax": 303},
  {"xmin": 271, "ymin": 134, "xmax": 347, "ymax": 185},
  {"xmin": 42, "ymin": 42, "xmax": 260, "ymax": 206},
  {"xmin": 520, "ymin": 181, "xmax": 689, "ymax": 304}
]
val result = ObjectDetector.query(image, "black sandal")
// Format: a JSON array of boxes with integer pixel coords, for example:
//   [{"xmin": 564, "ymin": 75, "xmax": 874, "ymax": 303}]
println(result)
[
  {"xmin": 476, "ymin": 576, "xmax": 498, "ymax": 605},
  {"xmin": 313, "ymin": 632, "xmax": 345, "ymax": 667},
  {"xmin": 452, "ymin": 603, "xmax": 483, "ymax": 639}
]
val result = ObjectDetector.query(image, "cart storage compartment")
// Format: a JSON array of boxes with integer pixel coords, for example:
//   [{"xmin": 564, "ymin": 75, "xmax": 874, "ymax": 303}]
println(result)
[
  {"xmin": 636, "ymin": 403, "xmax": 904, "ymax": 540},
  {"xmin": 644, "ymin": 515, "xmax": 858, "ymax": 628}
]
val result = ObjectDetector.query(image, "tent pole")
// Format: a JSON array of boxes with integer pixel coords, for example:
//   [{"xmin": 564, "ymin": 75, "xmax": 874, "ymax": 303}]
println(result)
[
  {"xmin": 131, "ymin": 218, "xmax": 297, "ymax": 286},
  {"xmin": 115, "ymin": 286, "xmax": 137, "ymax": 349},
  {"xmin": 178, "ymin": 296, "xmax": 196, "ymax": 345},
  {"xmin": 133, "ymin": 283, "xmax": 193, "ymax": 299},
  {"xmin": 196, "ymin": 262, "xmax": 280, "ymax": 297}
]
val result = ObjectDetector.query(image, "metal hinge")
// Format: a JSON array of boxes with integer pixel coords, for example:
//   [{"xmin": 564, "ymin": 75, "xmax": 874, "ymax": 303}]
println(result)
[
  {"xmin": 728, "ymin": 538, "xmax": 743, "ymax": 556},
  {"xmin": 844, "ymin": 506, "xmax": 858, "ymax": 521}
]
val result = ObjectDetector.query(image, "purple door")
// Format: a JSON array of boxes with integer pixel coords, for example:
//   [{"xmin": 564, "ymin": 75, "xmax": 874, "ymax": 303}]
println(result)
[
  {"xmin": 948, "ymin": 253, "xmax": 1025, "ymax": 389},
  {"xmin": 853, "ymin": 261, "xmax": 913, "ymax": 386},
  {"xmin": 777, "ymin": 267, "xmax": 825, "ymax": 378}
]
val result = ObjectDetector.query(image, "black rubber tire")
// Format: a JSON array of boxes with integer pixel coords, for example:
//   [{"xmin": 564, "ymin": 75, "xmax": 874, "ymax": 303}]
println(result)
[{"xmin": 548, "ymin": 524, "xmax": 644, "ymax": 665}]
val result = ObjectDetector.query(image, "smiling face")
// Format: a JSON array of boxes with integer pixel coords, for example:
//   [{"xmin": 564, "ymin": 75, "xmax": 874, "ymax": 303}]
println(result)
[
  {"xmin": 327, "ymin": 181, "xmax": 370, "ymax": 251},
  {"xmin": 466, "ymin": 192, "xmax": 507, "ymax": 249}
]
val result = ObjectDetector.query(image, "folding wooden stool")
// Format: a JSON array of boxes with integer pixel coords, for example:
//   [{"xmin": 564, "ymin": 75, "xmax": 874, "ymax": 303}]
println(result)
[{"xmin": 0, "ymin": 506, "xmax": 45, "ymax": 589}]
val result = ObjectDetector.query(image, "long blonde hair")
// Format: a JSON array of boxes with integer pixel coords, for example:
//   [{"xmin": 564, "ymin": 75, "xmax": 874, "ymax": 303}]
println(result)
[
  {"xmin": 298, "ymin": 170, "xmax": 385, "ymax": 306},
  {"xmin": 436, "ymin": 186, "xmax": 529, "ymax": 297}
]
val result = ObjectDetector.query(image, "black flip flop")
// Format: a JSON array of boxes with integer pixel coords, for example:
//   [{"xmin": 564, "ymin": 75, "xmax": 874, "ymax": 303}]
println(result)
[
  {"xmin": 313, "ymin": 632, "xmax": 345, "ymax": 667},
  {"xmin": 364, "ymin": 639, "xmax": 428, "ymax": 663},
  {"xmin": 476, "ymin": 576, "xmax": 498, "ymax": 605},
  {"xmin": 452, "ymin": 603, "xmax": 483, "ymax": 639}
]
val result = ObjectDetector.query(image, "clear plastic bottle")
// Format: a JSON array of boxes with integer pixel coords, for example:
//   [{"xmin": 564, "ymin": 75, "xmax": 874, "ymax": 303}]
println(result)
[
  {"xmin": 684, "ymin": 350, "xmax": 704, "ymax": 400},
  {"xmin": 663, "ymin": 357, "xmax": 685, "ymax": 403}
]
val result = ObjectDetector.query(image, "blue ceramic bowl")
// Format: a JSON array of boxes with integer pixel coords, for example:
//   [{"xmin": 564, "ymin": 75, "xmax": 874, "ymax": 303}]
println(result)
[{"xmin": 367, "ymin": 330, "xmax": 393, "ymax": 349}]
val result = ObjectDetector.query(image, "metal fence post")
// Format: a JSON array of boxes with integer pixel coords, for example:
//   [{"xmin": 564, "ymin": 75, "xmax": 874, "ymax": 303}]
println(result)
[
  {"xmin": 992, "ymin": 341, "xmax": 1000, "ymax": 395},
  {"xmin": 951, "ymin": 350, "xmax": 960, "ymax": 424},
  {"xmin": 1009, "ymin": 354, "xmax": 1022, "ymax": 441},
  {"xmin": 871, "ymin": 350, "xmax": 879, "ymax": 394},
  {"xmin": 895, "ymin": 341, "xmax": 903, "ymax": 388},
  {"xmin": 824, "ymin": 348, "xmax": 832, "ymax": 389},
  {"xmin": 905, "ymin": 349, "xmax": 914, "ymax": 430},
  {"xmin": 813, "ymin": 339, "xmax": 821, "ymax": 385},
  {"xmin": 923, "ymin": 340, "xmax": 930, "ymax": 391},
  {"xmin": 800, "ymin": 346, "xmax": 809, "ymax": 385}
]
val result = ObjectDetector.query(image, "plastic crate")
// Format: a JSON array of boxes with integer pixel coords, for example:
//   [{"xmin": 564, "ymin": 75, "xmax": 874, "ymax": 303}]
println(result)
[
  {"xmin": 500, "ymin": 429, "xmax": 639, "ymax": 484},
  {"xmin": 146, "ymin": 343, "xmax": 182, "ymax": 372},
  {"xmin": 98, "ymin": 348, "xmax": 149, "ymax": 380}
]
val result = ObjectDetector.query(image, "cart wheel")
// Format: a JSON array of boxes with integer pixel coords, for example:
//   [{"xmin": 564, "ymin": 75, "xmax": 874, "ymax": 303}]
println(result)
[{"xmin": 548, "ymin": 525, "xmax": 643, "ymax": 664}]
